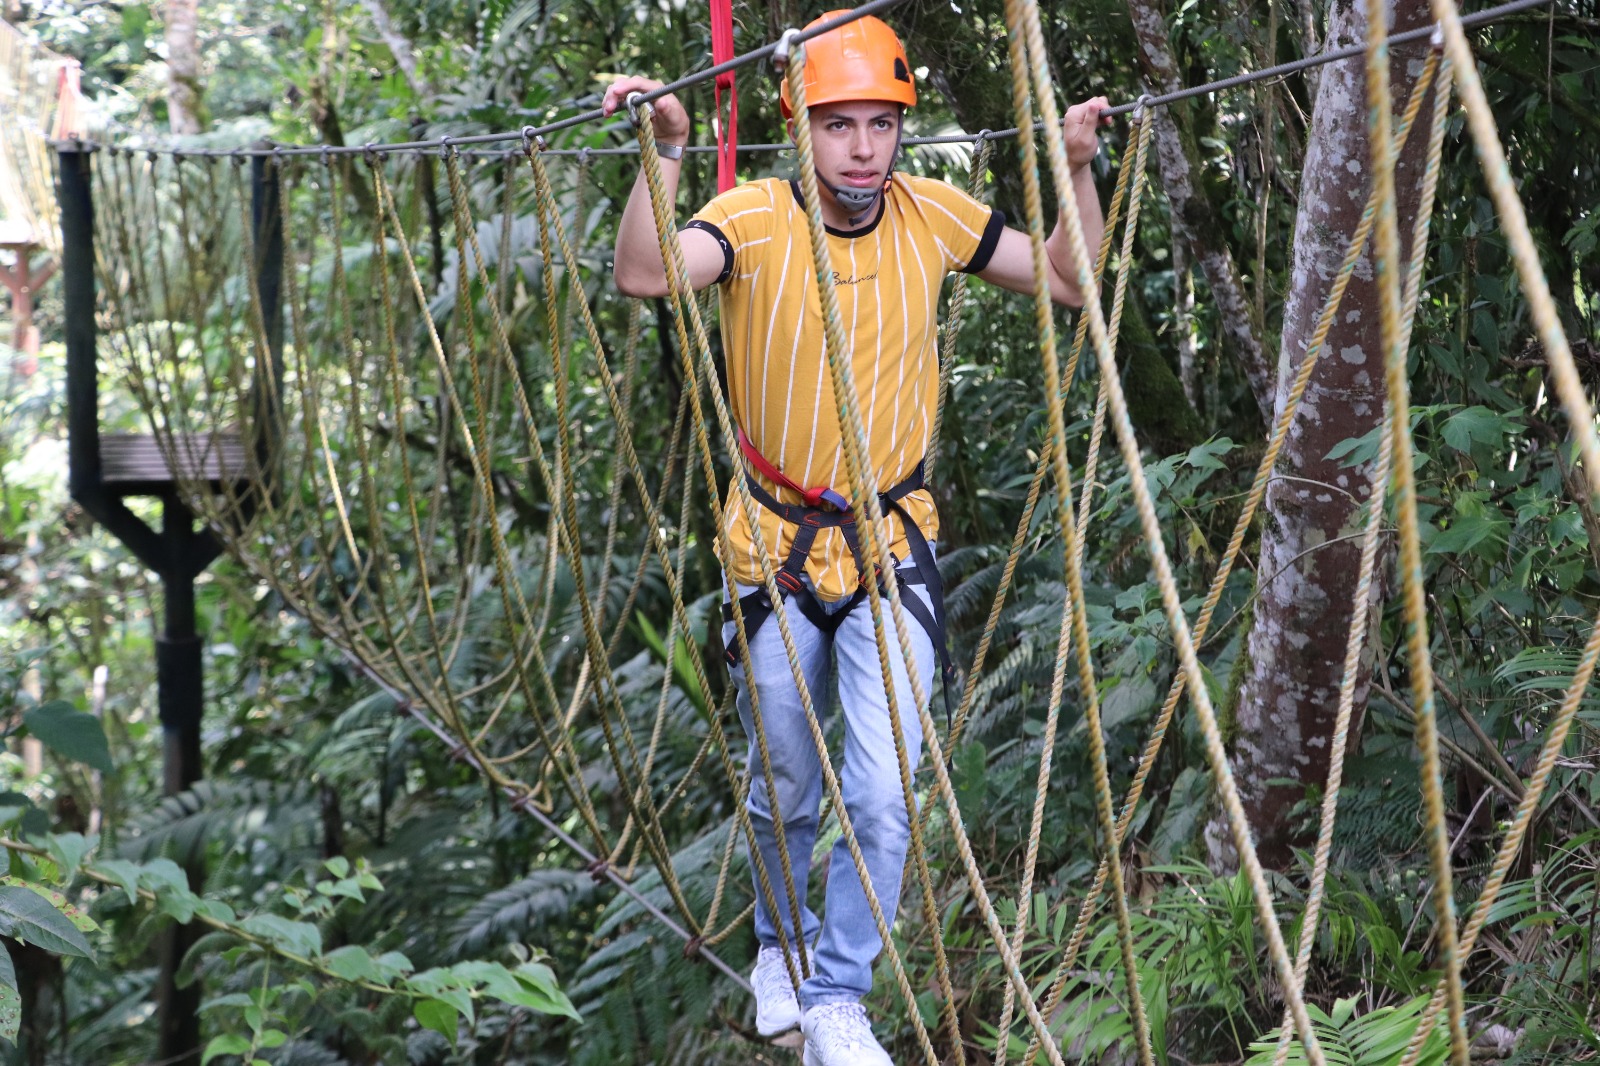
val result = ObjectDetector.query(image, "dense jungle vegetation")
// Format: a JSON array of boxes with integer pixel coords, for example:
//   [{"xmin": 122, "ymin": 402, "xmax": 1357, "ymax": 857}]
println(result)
[{"xmin": 4, "ymin": 0, "xmax": 1600, "ymax": 1063}]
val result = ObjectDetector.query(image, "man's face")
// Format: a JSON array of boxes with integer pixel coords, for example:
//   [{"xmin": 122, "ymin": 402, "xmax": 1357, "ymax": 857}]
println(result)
[{"xmin": 802, "ymin": 100, "xmax": 902, "ymax": 197}]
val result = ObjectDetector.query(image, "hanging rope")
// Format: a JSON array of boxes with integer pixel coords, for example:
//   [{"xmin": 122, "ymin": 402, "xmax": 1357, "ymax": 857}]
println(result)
[
  {"xmin": 1007, "ymin": 0, "xmax": 1331, "ymax": 1058},
  {"xmin": 1361, "ymin": 11, "xmax": 1468, "ymax": 1063},
  {"xmin": 993, "ymin": 99, "xmax": 1156, "ymax": 1066},
  {"xmin": 1270, "ymin": 43, "xmax": 1451, "ymax": 1066},
  {"xmin": 632, "ymin": 103, "xmax": 951, "ymax": 1061},
  {"xmin": 67, "ymin": 3, "xmax": 1600, "ymax": 1062}
]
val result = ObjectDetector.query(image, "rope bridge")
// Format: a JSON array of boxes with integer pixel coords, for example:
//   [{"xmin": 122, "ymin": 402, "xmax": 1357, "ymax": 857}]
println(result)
[{"xmin": 53, "ymin": 0, "xmax": 1598, "ymax": 1062}]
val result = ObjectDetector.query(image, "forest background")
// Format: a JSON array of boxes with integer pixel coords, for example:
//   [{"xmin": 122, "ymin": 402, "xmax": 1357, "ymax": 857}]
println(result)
[{"xmin": 3, "ymin": 0, "xmax": 1600, "ymax": 1063}]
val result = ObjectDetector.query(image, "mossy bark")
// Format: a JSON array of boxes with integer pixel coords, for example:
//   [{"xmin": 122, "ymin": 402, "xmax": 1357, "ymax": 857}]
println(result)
[
  {"xmin": 1115, "ymin": 287, "xmax": 1205, "ymax": 456},
  {"xmin": 1217, "ymin": 0, "xmax": 1436, "ymax": 872}
]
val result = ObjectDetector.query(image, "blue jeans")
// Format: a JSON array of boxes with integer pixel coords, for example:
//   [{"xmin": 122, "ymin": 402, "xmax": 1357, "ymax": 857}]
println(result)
[{"xmin": 723, "ymin": 566, "xmax": 935, "ymax": 1008}]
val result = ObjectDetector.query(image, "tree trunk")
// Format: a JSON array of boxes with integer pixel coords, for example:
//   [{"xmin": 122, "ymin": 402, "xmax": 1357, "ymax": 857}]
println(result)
[
  {"xmin": 1126, "ymin": 0, "xmax": 1275, "ymax": 429},
  {"xmin": 1211, "ymin": 0, "xmax": 1438, "ymax": 870},
  {"xmin": 162, "ymin": 0, "xmax": 205, "ymax": 135},
  {"xmin": 359, "ymin": 0, "xmax": 423, "ymax": 95}
]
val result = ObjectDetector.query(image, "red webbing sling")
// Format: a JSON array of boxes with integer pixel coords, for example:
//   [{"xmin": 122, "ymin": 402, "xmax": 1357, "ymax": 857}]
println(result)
[
  {"xmin": 710, "ymin": 0, "xmax": 738, "ymax": 193},
  {"xmin": 737, "ymin": 427, "xmax": 852, "ymax": 513}
]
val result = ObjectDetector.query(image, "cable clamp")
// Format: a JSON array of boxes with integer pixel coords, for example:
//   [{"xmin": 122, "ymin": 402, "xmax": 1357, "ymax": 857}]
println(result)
[
  {"xmin": 319, "ymin": 144, "xmax": 332, "ymax": 167},
  {"xmin": 682, "ymin": 935, "xmax": 704, "ymax": 960},
  {"xmin": 577, "ymin": 146, "xmax": 592, "ymax": 166},
  {"xmin": 625, "ymin": 90, "xmax": 654, "ymax": 129},
  {"xmin": 1430, "ymin": 22, "xmax": 1444, "ymax": 50},
  {"xmin": 584, "ymin": 859, "xmax": 611, "ymax": 883},
  {"xmin": 520, "ymin": 125, "xmax": 539, "ymax": 155},
  {"xmin": 362, "ymin": 142, "xmax": 379, "ymax": 165},
  {"xmin": 1133, "ymin": 93, "xmax": 1154, "ymax": 124},
  {"xmin": 773, "ymin": 28, "xmax": 801, "ymax": 75},
  {"xmin": 975, "ymin": 129, "xmax": 992, "ymax": 144}
]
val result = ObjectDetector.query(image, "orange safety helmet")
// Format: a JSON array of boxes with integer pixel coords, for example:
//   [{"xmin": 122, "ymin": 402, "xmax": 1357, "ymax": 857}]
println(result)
[{"xmin": 778, "ymin": 11, "xmax": 916, "ymax": 119}]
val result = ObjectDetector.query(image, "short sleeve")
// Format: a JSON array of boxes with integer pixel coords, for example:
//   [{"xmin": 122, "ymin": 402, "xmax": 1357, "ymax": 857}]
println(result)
[
  {"xmin": 909, "ymin": 176, "xmax": 1006, "ymax": 275},
  {"xmin": 688, "ymin": 180, "xmax": 779, "ymax": 286}
]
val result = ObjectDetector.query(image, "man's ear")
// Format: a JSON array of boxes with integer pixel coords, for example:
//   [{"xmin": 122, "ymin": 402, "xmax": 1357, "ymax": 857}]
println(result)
[{"xmin": 786, "ymin": 117, "xmax": 796, "ymax": 143}]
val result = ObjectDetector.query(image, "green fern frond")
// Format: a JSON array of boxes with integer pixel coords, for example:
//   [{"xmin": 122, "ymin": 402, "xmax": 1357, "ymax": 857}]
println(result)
[
  {"xmin": 120, "ymin": 779, "xmax": 321, "ymax": 866},
  {"xmin": 1244, "ymin": 995, "xmax": 1450, "ymax": 1066},
  {"xmin": 449, "ymin": 868, "xmax": 597, "ymax": 958}
]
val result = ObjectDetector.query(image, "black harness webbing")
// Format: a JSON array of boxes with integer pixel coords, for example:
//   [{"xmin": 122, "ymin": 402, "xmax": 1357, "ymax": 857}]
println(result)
[{"xmin": 720, "ymin": 461, "xmax": 956, "ymax": 732}]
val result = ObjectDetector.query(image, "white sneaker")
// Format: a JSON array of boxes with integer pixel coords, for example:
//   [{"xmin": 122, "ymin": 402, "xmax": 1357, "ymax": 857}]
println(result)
[
  {"xmin": 751, "ymin": 944, "xmax": 803, "ymax": 1037},
  {"xmin": 801, "ymin": 1002, "xmax": 893, "ymax": 1066}
]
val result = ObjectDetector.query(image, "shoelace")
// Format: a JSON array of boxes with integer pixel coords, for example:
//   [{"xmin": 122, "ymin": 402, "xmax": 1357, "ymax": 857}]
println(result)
[
  {"xmin": 807, "ymin": 1003, "xmax": 878, "ymax": 1053},
  {"xmin": 754, "ymin": 946, "xmax": 800, "ymax": 997}
]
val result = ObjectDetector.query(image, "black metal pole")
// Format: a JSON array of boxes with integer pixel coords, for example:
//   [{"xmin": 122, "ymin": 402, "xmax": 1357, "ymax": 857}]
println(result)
[
  {"xmin": 57, "ymin": 142, "xmax": 98, "ymax": 501},
  {"xmin": 248, "ymin": 147, "xmax": 284, "ymax": 486},
  {"xmin": 155, "ymin": 499, "xmax": 203, "ymax": 1065},
  {"xmin": 157, "ymin": 515, "xmax": 203, "ymax": 796},
  {"xmin": 58, "ymin": 139, "xmax": 206, "ymax": 1064}
]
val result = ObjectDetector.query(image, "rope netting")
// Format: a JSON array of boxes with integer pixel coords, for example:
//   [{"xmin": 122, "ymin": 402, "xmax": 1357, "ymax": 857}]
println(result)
[{"xmin": 63, "ymin": 0, "xmax": 1600, "ymax": 1060}]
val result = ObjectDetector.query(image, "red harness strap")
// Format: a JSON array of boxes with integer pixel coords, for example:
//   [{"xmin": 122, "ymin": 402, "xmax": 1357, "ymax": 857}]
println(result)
[
  {"xmin": 710, "ymin": 0, "xmax": 738, "ymax": 194},
  {"xmin": 736, "ymin": 427, "xmax": 852, "ymax": 513}
]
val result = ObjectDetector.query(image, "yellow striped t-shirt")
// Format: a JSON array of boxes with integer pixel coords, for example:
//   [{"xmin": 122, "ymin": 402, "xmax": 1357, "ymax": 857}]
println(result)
[{"xmin": 689, "ymin": 174, "xmax": 1003, "ymax": 601}]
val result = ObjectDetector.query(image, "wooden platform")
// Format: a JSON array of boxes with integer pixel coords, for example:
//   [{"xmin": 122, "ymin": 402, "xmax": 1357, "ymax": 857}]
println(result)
[{"xmin": 100, "ymin": 432, "xmax": 251, "ymax": 495}]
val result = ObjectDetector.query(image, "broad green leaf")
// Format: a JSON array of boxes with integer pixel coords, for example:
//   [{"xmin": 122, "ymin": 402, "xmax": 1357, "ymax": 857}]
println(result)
[
  {"xmin": 239, "ymin": 915, "xmax": 322, "ymax": 958},
  {"xmin": 1425, "ymin": 510, "xmax": 1507, "ymax": 556},
  {"xmin": 202, "ymin": 1034, "xmax": 252, "ymax": 1065},
  {"xmin": 371, "ymin": 951, "xmax": 415, "ymax": 983},
  {"xmin": 450, "ymin": 960, "xmax": 525, "ymax": 1003},
  {"xmin": 513, "ymin": 962, "xmax": 582, "ymax": 1021},
  {"xmin": 22, "ymin": 701, "xmax": 113, "ymax": 774},
  {"xmin": 414, "ymin": 998, "xmax": 459, "ymax": 1048},
  {"xmin": 0, "ymin": 945, "xmax": 18, "ymax": 1044},
  {"xmin": 45, "ymin": 833, "xmax": 95, "ymax": 881},
  {"xmin": 136, "ymin": 858, "xmax": 191, "ymax": 897},
  {"xmin": 200, "ymin": 993, "xmax": 255, "ymax": 1012},
  {"xmin": 449, "ymin": 959, "xmax": 578, "ymax": 1019},
  {"xmin": 1440, "ymin": 405, "xmax": 1519, "ymax": 453},
  {"xmin": 322, "ymin": 945, "xmax": 384, "ymax": 985},
  {"xmin": 316, "ymin": 878, "xmax": 365, "ymax": 903},
  {"xmin": 0, "ymin": 877, "xmax": 97, "ymax": 934},
  {"xmin": 1099, "ymin": 672, "xmax": 1156, "ymax": 733},
  {"xmin": 0, "ymin": 886, "xmax": 95, "ymax": 958},
  {"xmin": 408, "ymin": 968, "xmax": 475, "ymax": 1025},
  {"xmin": 1183, "ymin": 436, "xmax": 1235, "ymax": 471},
  {"xmin": 194, "ymin": 899, "xmax": 237, "ymax": 924},
  {"xmin": 153, "ymin": 887, "xmax": 199, "ymax": 924},
  {"xmin": 93, "ymin": 859, "xmax": 144, "ymax": 905}
]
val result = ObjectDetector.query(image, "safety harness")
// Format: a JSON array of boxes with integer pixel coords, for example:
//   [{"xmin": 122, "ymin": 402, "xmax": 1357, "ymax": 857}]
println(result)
[{"xmin": 721, "ymin": 432, "xmax": 956, "ymax": 728}]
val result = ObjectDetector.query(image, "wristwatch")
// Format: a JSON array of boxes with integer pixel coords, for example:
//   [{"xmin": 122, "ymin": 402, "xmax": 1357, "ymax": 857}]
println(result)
[{"xmin": 656, "ymin": 142, "xmax": 686, "ymax": 160}]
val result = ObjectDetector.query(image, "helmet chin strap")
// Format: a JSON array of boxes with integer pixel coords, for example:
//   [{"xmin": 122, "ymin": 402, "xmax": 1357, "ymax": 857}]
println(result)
[{"xmin": 821, "ymin": 115, "xmax": 905, "ymax": 227}]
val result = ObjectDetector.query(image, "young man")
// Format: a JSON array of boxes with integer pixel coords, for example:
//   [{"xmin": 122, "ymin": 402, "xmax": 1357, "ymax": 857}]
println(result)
[{"xmin": 605, "ymin": 12, "xmax": 1106, "ymax": 1064}]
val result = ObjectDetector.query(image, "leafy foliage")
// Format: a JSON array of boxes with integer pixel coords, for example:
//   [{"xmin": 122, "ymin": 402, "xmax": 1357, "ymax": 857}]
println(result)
[{"xmin": 4, "ymin": 0, "xmax": 1600, "ymax": 1063}]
